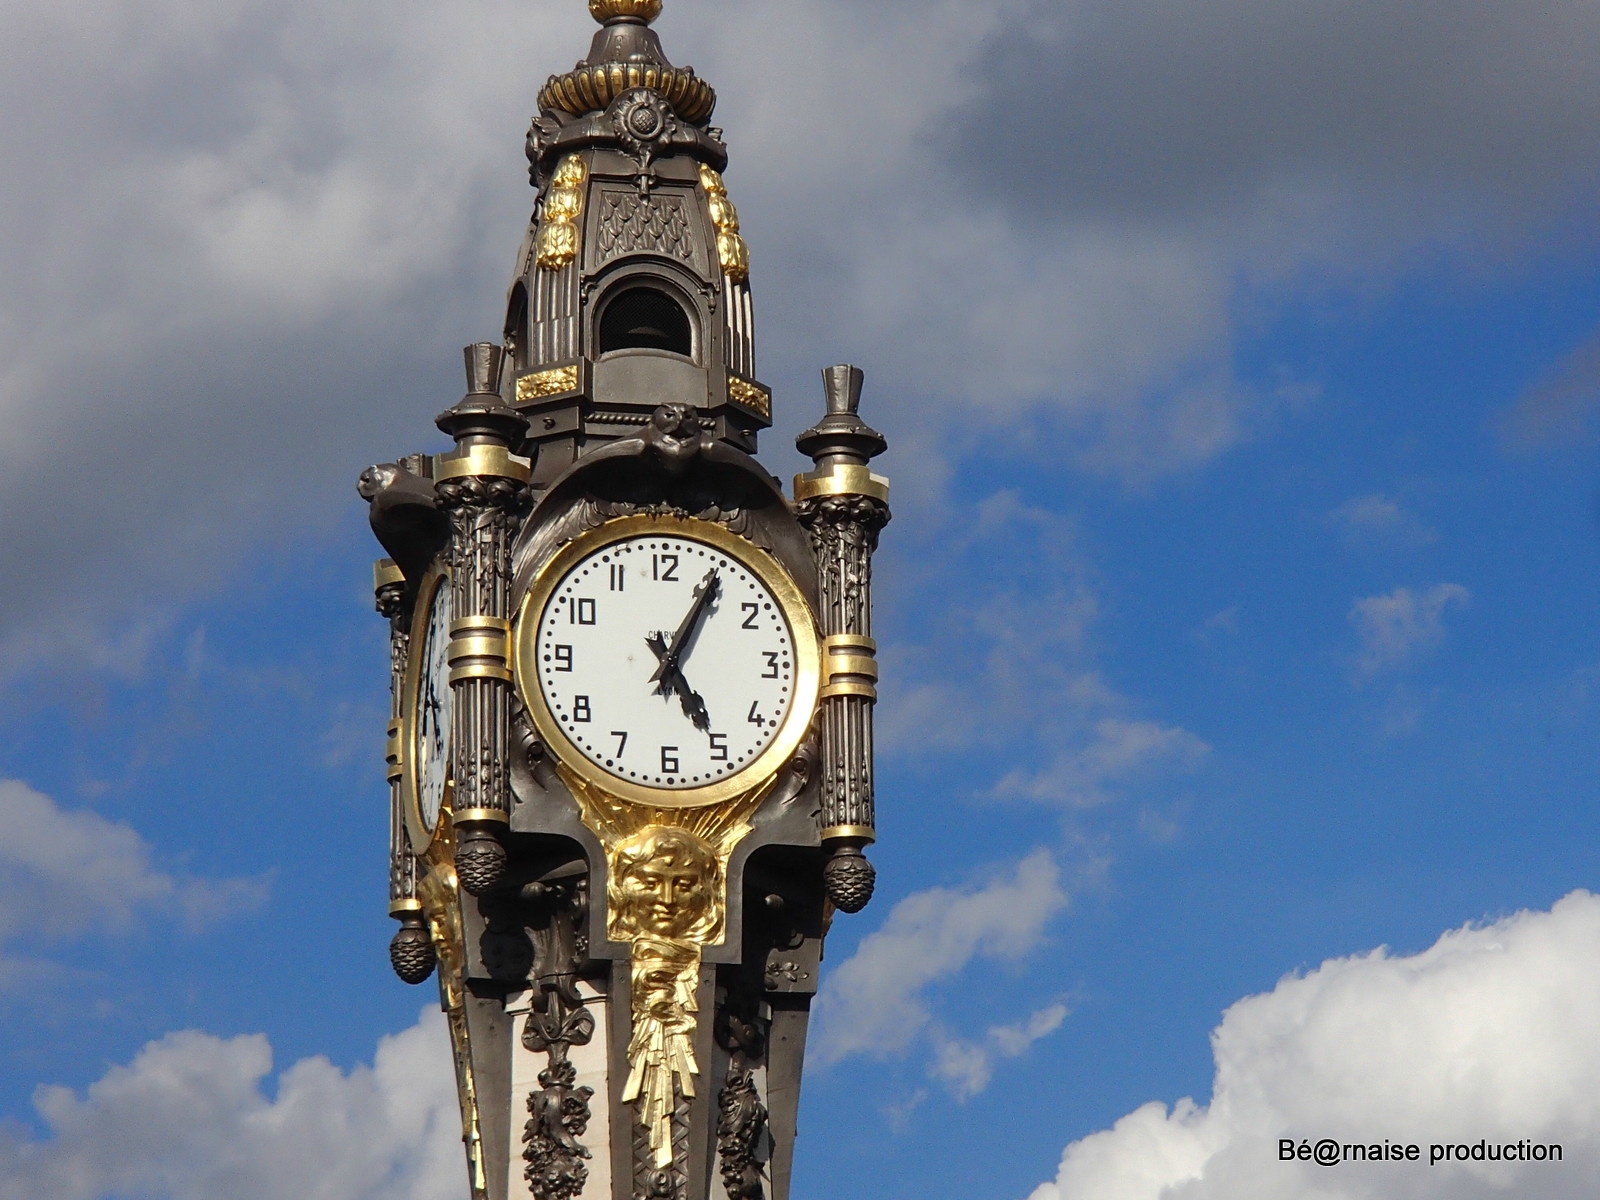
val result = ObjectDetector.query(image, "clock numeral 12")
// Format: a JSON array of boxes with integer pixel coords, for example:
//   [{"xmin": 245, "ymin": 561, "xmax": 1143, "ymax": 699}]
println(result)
[
  {"xmin": 653, "ymin": 554, "xmax": 679, "ymax": 582},
  {"xmin": 660, "ymin": 746, "xmax": 680, "ymax": 774}
]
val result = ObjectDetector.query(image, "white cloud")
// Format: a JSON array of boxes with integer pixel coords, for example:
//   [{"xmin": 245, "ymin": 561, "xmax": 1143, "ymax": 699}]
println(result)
[
  {"xmin": 1505, "ymin": 323, "xmax": 1600, "ymax": 446},
  {"xmin": 992, "ymin": 718, "xmax": 1211, "ymax": 808},
  {"xmin": 1026, "ymin": 890, "xmax": 1600, "ymax": 1200},
  {"xmin": 931, "ymin": 1002, "xmax": 1070, "ymax": 1101},
  {"xmin": 813, "ymin": 850, "xmax": 1067, "ymax": 1070},
  {"xmin": 1330, "ymin": 494, "xmax": 1436, "ymax": 547},
  {"xmin": 1349, "ymin": 583, "xmax": 1469, "ymax": 678},
  {"xmin": 0, "ymin": 1010, "xmax": 462, "ymax": 1200},
  {"xmin": 880, "ymin": 492, "xmax": 1208, "ymax": 821},
  {"xmin": 0, "ymin": 779, "xmax": 267, "ymax": 949}
]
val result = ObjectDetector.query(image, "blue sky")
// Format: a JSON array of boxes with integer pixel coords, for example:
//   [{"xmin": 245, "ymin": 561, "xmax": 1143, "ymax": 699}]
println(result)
[{"xmin": 4, "ymin": 2, "xmax": 1600, "ymax": 1198}]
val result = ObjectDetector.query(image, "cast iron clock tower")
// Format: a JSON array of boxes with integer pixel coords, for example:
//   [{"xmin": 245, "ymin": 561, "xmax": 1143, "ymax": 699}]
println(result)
[{"xmin": 359, "ymin": 3, "xmax": 889, "ymax": 1198}]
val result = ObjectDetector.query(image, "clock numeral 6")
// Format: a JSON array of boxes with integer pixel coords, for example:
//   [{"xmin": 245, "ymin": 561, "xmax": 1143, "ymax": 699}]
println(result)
[
  {"xmin": 573, "ymin": 696, "xmax": 592, "ymax": 723},
  {"xmin": 553, "ymin": 645, "xmax": 573, "ymax": 672},
  {"xmin": 570, "ymin": 597, "xmax": 597, "ymax": 625},
  {"xmin": 708, "ymin": 733, "xmax": 728, "ymax": 762},
  {"xmin": 660, "ymin": 746, "xmax": 680, "ymax": 774}
]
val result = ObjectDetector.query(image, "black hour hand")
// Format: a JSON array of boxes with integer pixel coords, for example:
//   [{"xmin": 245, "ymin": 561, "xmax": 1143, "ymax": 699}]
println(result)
[{"xmin": 646, "ymin": 632, "xmax": 711, "ymax": 731}]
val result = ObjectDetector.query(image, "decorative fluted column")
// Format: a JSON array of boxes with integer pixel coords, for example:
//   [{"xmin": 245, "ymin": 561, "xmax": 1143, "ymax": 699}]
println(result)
[
  {"xmin": 435, "ymin": 343, "xmax": 532, "ymax": 895},
  {"xmin": 376, "ymin": 557, "xmax": 437, "ymax": 981},
  {"xmin": 794, "ymin": 365, "xmax": 890, "ymax": 913}
]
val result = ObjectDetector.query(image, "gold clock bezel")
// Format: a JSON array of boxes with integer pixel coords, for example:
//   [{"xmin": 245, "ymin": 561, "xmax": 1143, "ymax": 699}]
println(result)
[
  {"xmin": 401, "ymin": 559, "xmax": 453, "ymax": 847},
  {"xmin": 512, "ymin": 514, "xmax": 821, "ymax": 809}
]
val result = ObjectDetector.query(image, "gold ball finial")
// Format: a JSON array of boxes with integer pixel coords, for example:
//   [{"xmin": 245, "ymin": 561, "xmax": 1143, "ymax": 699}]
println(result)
[{"xmin": 589, "ymin": 0, "xmax": 662, "ymax": 23}]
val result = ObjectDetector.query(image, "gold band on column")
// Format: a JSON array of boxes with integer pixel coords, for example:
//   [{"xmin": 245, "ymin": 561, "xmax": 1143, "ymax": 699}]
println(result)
[
  {"xmin": 374, "ymin": 558, "xmax": 405, "ymax": 592},
  {"xmin": 820, "ymin": 825, "xmax": 876, "ymax": 844},
  {"xmin": 447, "ymin": 623, "xmax": 513, "ymax": 683},
  {"xmin": 435, "ymin": 444, "xmax": 533, "ymax": 483},
  {"xmin": 793, "ymin": 463, "xmax": 889, "ymax": 503}
]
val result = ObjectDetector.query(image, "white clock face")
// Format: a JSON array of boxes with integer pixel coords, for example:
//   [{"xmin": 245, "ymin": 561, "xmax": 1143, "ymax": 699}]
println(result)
[
  {"xmin": 533, "ymin": 532, "xmax": 798, "ymax": 790},
  {"xmin": 414, "ymin": 575, "xmax": 453, "ymax": 831}
]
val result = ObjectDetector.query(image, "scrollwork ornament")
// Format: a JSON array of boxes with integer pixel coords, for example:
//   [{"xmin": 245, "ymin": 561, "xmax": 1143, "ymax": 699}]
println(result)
[
  {"xmin": 522, "ymin": 876, "xmax": 596, "ymax": 1200},
  {"xmin": 716, "ymin": 1067, "xmax": 768, "ymax": 1200},
  {"xmin": 524, "ymin": 1054, "xmax": 594, "ymax": 1200}
]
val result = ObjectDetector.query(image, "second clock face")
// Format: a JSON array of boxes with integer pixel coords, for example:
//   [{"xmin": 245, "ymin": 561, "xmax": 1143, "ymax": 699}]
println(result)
[
  {"xmin": 414, "ymin": 570, "xmax": 453, "ymax": 834},
  {"xmin": 532, "ymin": 530, "xmax": 799, "ymax": 791}
]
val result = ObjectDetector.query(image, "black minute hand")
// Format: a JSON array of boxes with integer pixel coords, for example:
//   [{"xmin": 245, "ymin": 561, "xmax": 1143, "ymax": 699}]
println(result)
[{"xmin": 649, "ymin": 568, "xmax": 721, "ymax": 684}]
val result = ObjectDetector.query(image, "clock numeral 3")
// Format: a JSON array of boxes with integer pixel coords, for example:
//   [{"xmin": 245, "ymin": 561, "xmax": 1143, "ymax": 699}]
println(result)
[
  {"xmin": 762, "ymin": 651, "xmax": 780, "ymax": 679},
  {"xmin": 660, "ymin": 746, "xmax": 680, "ymax": 774},
  {"xmin": 573, "ymin": 696, "xmax": 592, "ymax": 723},
  {"xmin": 653, "ymin": 554, "xmax": 679, "ymax": 582},
  {"xmin": 708, "ymin": 732, "xmax": 728, "ymax": 762},
  {"xmin": 553, "ymin": 645, "xmax": 573, "ymax": 672},
  {"xmin": 740, "ymin": 602, "xmax": 760, "ymax": 630},
  {"xmin": 571, "ymin": 598, "xmax": 597, "ymax": 625},
  {"xmin": 611, "ymin": 731, "xmax": 628, "ymax": 757}
]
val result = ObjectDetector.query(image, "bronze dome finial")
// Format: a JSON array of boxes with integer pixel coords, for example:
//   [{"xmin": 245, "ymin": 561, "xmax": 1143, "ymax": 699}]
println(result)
[{"xmin": 589, "ymin": 0, "xmax": 662, "ymax": 24}]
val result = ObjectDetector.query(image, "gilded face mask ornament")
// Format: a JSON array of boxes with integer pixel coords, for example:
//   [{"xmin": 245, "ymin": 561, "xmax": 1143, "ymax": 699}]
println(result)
[
  {"xmin": 610, "ymin": 828, "xmax": 722, "ymax": 1167},
  {"xmin": 611, "ymin": 827, "xmax": 720, "ymax": 941}
]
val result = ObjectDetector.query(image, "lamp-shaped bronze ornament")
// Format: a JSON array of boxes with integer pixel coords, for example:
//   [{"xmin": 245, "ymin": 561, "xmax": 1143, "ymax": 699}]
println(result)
[{"xmin": 359, "ymin": 4, "xmax": 887, "ymax": 1198}]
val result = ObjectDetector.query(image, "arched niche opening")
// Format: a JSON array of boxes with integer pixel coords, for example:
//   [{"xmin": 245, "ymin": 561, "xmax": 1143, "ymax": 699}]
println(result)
[{"xmin": 597, "ymin": 286, "xmax": 694, "ymax": 359}]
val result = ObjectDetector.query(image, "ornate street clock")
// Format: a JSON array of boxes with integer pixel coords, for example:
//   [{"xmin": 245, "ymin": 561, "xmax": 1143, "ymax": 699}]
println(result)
[
  {"xmin": 516, "ymin": 516, "xmax": 820, "ymax": 805},
  {"xmin": 361, "ymin": 4, "xmax": 889, "ymax": 1199}
]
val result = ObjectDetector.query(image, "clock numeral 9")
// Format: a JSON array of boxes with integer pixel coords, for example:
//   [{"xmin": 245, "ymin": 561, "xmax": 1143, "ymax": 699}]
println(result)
[
  {"xmin": 708, "ymin": 733, "xmax": 728, "ymax": 762},
  {"xmin": 741, "ymin": 603, "xmax": 759, "ymax": 630},
  {"xmin": 573, "ymin": 696, "xmax": 592, "ymax": 723},
  {"xmin": 653, "ymin": 554, "xmax": 679, "ymax": 582},
  {"xmin": 570, "ymin": 597, "xmax": 597, "ymax": 625},
  {"xmin": 553, "ymin": 645, "xmax": 573, "ymax": 672},
  {"xmin": 762, "ymin": 651, "xmax": 780, "ymax": 679},
  {"xmin": 660, "ymin": 746, "xmax": 680, "ymax": 774}
]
